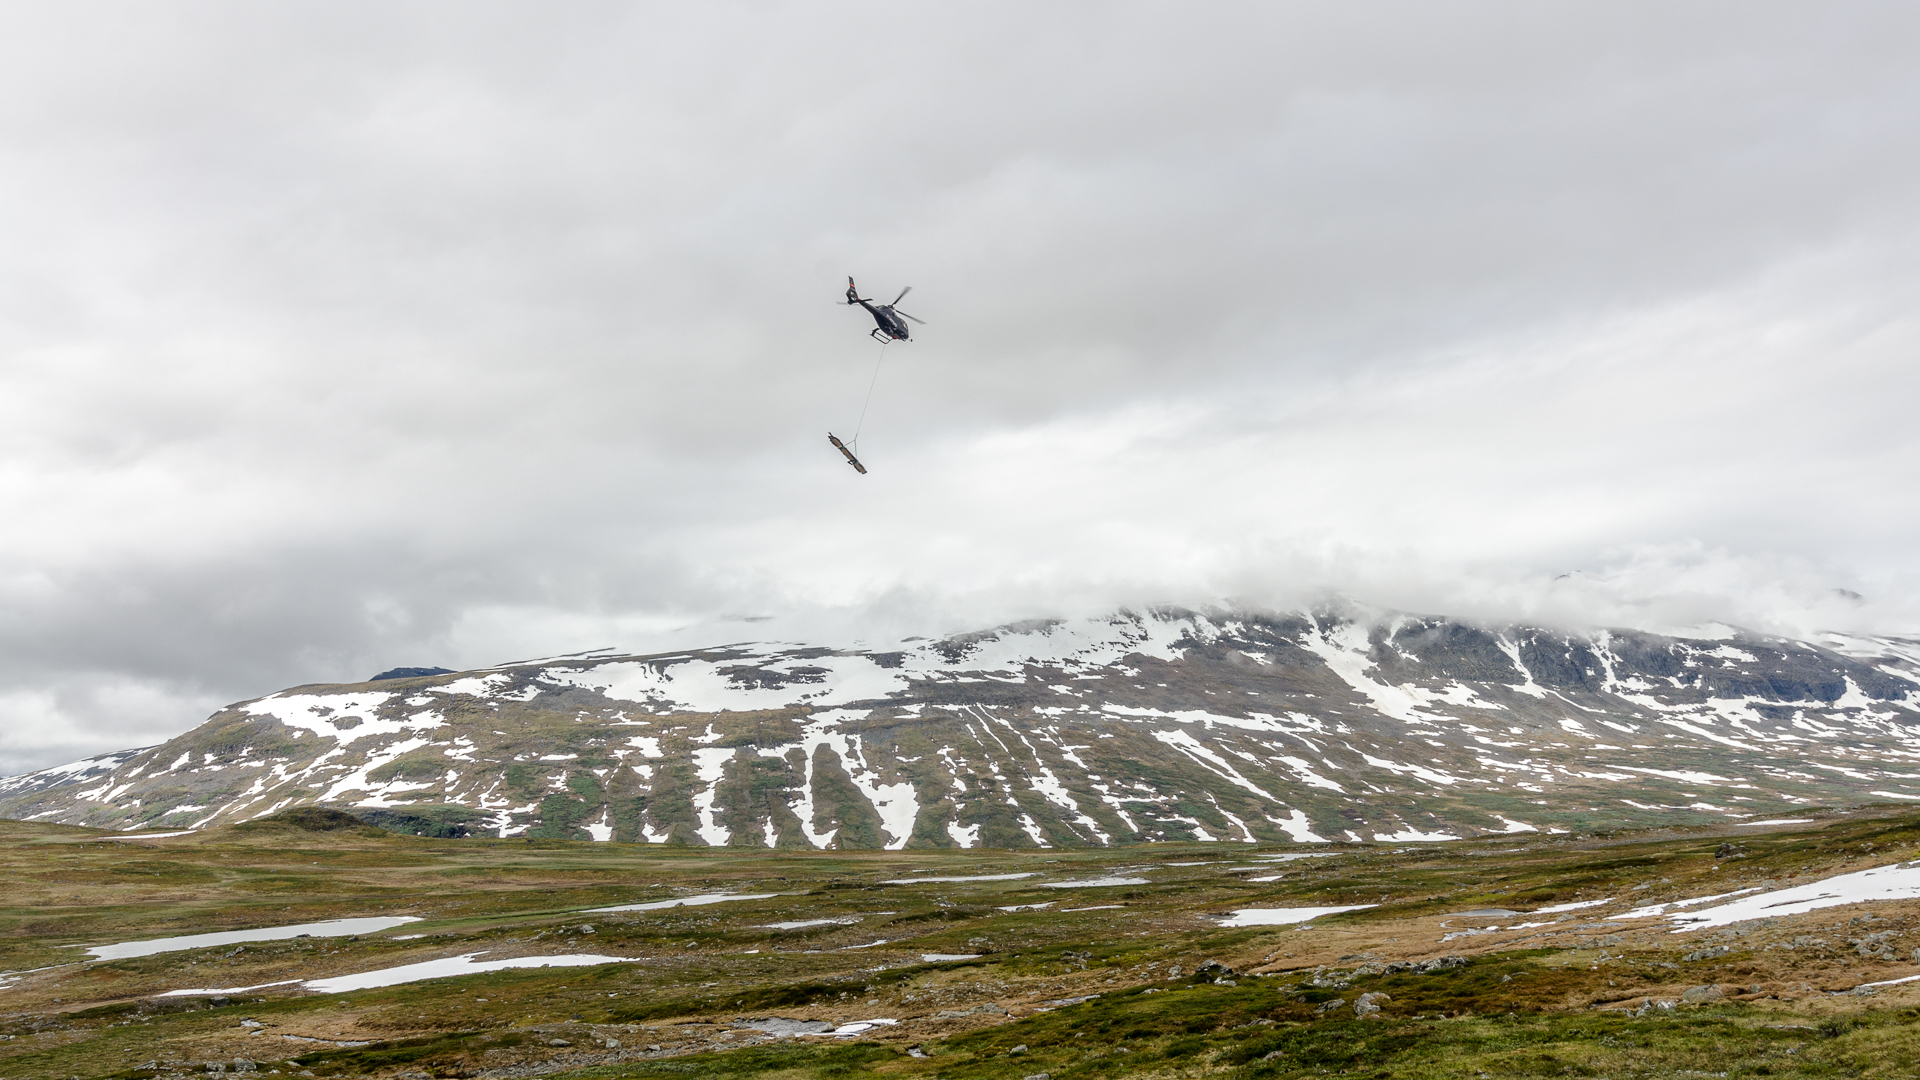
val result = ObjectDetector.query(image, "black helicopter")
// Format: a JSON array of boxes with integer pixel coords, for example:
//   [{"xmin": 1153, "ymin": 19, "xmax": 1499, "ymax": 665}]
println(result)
[{"xmin": 843, "ymin": 277, "xmax": 923, "ymax": 342}]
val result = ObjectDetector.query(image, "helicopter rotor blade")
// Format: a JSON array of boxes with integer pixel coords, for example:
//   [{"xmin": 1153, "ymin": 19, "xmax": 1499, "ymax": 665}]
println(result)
[
  {"xmin": 891, "ymin": 286, "xmax": 912, "ymax": 306},
  {"xmin": 897, "ymin": 310, "xmax": 925, "ymax": 324}
]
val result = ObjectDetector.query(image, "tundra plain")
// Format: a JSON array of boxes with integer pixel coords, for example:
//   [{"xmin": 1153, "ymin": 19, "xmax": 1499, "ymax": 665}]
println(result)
[{"xmin": 8, "ymin": 807, "xmax": 1920, "ymax": 1079}]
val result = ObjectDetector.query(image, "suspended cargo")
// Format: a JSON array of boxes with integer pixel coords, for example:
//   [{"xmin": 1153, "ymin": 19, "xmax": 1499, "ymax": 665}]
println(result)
[{"xmin": 828, "ymin": 433, "xmax": 867, "ymax": 475}]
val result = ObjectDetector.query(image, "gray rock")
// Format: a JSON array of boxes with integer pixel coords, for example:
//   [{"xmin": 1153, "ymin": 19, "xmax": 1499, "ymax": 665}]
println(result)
[
  {"xmin": 1851, "ymin": 931, "xmax": 1898, "ymax": 959},
  {"xmin": 1305, "ymin": 966, "xmax": 1352, "ymax": 988},
  {"xmin": 1354, "ymin": 991, "xmax": 1391, "ymax": 1019},
  {"xmin": 1680, "ymin": 985, "xmax": 1724, "ymax": 1003},
  {"xmin": 735, "ymin": 1018, "xmax": 835, "ymax": 1035},
  {"xmin": 1194, "ymin": 959, "xmax": 1236, "ymax": 983}
]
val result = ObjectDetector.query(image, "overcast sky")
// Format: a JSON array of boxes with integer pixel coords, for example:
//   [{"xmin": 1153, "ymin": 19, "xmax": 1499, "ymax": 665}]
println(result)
[{"xmin": 1, "ymin": 2, "xmax": 1917, "ymax": 773}]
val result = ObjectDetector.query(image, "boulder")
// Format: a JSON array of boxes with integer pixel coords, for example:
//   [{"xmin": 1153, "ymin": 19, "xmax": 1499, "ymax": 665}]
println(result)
[{"xmin": 1193, "ymin": 959, "xmax": 1237, "ymax": 983}]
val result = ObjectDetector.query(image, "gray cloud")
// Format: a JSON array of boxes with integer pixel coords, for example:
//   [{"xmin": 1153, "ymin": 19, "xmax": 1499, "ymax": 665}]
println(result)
[{"xmin": 1, "ymin": 1, "xmax": 1917, "ymax": 773}]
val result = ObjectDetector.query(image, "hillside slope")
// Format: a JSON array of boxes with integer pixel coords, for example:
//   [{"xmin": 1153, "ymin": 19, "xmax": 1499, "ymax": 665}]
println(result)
[{"xmin": 5, "ymin": 607, "xmax": 1919, "ymax": 846}]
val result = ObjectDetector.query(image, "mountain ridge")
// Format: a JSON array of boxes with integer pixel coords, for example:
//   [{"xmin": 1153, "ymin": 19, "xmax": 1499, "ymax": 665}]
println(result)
[{"xmin": 5, "ymin": 604, "xmax": 1919, "ymax": 846}]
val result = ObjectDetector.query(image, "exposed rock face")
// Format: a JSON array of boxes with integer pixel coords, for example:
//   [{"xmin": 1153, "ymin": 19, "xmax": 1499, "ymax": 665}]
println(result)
[
  {"xmin": 369, "ymin": 667, "xmax": 455, "ymax": 682},
  {"xmin": 4, "ymin": 606, "xmax": 1919, "ymax": 846}
]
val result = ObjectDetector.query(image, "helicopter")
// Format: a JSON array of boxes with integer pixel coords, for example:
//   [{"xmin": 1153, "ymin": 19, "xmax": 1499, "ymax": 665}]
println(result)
[{"xmin": 843, "ymin": 277, "xmax": 924, "ymax": 342}]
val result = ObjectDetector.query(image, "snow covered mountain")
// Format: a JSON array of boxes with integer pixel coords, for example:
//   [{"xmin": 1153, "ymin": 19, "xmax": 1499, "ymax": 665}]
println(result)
[
  {"xmin": 0, "ymin": 747, "xmax": 150, "ymax": 799},
  {"xmin": 6, "ymin": 606, "xmax": 1920, "ymax": 847}
]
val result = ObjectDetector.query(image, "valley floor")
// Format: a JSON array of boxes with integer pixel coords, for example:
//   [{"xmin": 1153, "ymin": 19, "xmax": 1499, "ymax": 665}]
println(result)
[{"xmin": 6, "ymin": 807, "xmax": 1920, "ymax": 1078}]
